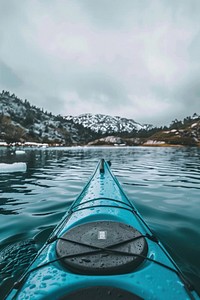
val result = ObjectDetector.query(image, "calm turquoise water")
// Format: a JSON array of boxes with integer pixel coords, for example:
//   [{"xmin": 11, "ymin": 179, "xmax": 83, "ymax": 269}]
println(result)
[{"xmin": 0, "ymin": 146, "xmax": 200, "ymax": 296}]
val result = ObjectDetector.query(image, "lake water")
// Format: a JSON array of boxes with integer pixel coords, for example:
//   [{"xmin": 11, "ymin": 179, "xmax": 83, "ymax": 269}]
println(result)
[{"xmin": 0, "ymin": 146, "xmax": 200, "ymax": 297}]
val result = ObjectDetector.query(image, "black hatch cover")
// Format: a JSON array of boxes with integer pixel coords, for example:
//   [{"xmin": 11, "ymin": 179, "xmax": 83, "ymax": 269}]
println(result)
[{"xmin": 56, "ymin": 221, "xmax": 148, "ymax": 275}]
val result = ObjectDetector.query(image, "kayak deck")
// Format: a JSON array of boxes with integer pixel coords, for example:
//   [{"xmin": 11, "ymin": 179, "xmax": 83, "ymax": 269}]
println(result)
[{"xmin": 7, "ymin": 159, "xmax": 199, "ymax": 300}]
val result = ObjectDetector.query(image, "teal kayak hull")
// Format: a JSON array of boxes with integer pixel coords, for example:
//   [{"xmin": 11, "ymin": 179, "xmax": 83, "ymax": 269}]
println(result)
[{"xmin": 7, "ymin": 160, "xmax": 199, "ymax": 300}]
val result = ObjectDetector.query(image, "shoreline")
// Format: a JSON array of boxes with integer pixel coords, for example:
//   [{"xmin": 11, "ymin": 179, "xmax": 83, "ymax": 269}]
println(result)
[{"xmin": 0, "ymin": 143, "xmax": 199, "ymax": 148}]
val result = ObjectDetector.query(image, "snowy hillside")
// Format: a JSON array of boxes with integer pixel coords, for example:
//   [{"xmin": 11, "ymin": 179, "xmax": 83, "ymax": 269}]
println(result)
[
  {"xmin": 0, "ymin": 91, "xmax": 93, "ymax": 145},
  {"xmin": 65, "ymin": 113, "xmax": 147, "ymax": 134},
  {"xmin": 1, "ymin": 91, "xmax": 199, "ymax": 147}
]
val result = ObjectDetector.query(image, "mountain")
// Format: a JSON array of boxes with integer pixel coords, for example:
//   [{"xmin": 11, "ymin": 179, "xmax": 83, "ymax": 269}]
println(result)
[
  {"xmin": 0, "ymin": 91, "xmax": 200, "ymax": 147},
  {"xmin": 65, "ymin": 113, "xmax": 149, "ymax": 135},
  {"xmin": 0, "ymin": 91, "xmax": 149, "ymax": 146},
  {"xmin": 0, "ymin": 91, "xmax": 94, "ymax": 145},
  {"xmin": 144, "ymin": 117, "xmax": 200, "ymax": 146},
  {"xmin": 66, "ymin": 113, "xmax": 200, "ymax": 146}
]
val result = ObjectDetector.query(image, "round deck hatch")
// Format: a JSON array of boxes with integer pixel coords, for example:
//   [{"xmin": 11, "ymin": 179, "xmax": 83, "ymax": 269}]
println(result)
[{"xmin": 56, "ymin": 221, "xmax": 148, "ymax": 275}]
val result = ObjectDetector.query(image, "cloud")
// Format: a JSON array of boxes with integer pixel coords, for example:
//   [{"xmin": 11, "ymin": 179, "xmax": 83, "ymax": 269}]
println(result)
[
  {"xmin": 73, "ymin": 0, "xmax": 145, "ymax": 29},
  {"xmin": 0, "ymin": 61, "xmax": 23, "ymax": 88},
  {"xmin": 0, "ymin": 0, "xmax": 200, "ymax": 126}
]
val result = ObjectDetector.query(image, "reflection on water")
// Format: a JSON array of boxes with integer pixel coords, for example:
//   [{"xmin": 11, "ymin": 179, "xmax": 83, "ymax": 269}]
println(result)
[{"xmin": 0, "ymin": 146, "xmax": 200, "ymax": 295}]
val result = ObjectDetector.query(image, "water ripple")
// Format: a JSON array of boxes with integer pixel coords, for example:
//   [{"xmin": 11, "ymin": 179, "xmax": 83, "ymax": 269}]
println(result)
[{"xmin": 0, "ymin": 146, "xmax": 200, "ymax": 294}]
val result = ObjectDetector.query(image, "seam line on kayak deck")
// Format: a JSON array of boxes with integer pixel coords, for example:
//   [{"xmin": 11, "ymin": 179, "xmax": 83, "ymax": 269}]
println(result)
[
  {"xmin": 72, "ymin": 204, "xmax": 136, "ymax": 214},
  {"xmin": 71, "ymin": 197, "xmax": 133, "ymax": 210}
]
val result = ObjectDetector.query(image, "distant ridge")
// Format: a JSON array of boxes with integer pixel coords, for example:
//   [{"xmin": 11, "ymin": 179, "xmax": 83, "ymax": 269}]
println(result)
[
  {"xmin": 0, "ymin": 90, "xmax": 200, "ymax": 146},
  {"xmin": 65, "ymin": 113, "xmax": 149, "ymax": 134},
  {"xmin": 0, "ymin": 91, "xmax": 94, "ymax": 145},
  {"xmin": 0, "ymin": 91, "xmax": 148, "ymax": 145}
]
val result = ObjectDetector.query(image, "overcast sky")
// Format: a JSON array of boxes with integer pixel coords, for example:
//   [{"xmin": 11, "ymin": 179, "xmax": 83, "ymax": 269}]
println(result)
[{"xmin": 0, "ymin": 0, "xmax": 200, "ymax": 126}]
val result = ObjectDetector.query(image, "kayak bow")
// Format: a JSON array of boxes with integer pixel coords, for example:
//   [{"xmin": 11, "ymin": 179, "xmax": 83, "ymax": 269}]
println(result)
[{"xmin": 7, "ymin": 159, "xmax": 199, "ymax": 300}]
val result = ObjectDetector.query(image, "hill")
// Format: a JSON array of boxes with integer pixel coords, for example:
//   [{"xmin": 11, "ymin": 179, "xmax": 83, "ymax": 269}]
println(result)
[
  {"xmin": 0, "ymin": 91, "xmax": 94, "ymax": 145},
  {"xmin": 0, "ymin": 91, "xmax": 150, "ymax": 146},
  {"xmin": 143, "ymin": 118, "xmax": 200, "ymax": 146},
  {"xmin": 0, "ymin": 90, "xmax": 199, "ymax": 147},
  {"xmin": 65, "ymin": 113, "xmax": 149, "ymax": 135}
]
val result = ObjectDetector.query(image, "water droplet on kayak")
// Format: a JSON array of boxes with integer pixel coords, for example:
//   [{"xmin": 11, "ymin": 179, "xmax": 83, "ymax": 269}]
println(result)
[
  {"xmin": 43, "ymin": 275, "xmax": 52, "ymax": 280},
  {"xmin": 40, "ymin": 282, "xmax": 47, "ymax": 288},
  {"xmin": 82, "ymin": 258, "xmax": 91, "ymax": 263},
  {"xmin": 29, "ymin": 284, "xmax": 36, "ymax": 289},
  {"xmin": 101, "ymin": 253, "xmax": 109, "ymax": 257}
]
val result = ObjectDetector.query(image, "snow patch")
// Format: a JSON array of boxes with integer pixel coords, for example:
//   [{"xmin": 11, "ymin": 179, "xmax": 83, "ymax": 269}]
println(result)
[
  {"xmin": 0, "ymin": 142, "xmax": 8, "ymax": 146},
  {"xmin": 0, "ymin": 162, "xmax": 27, "ymax": 173},
  {"xmin": 191, "ymin": 123, "xmax": 197, "ymax": 128},
  {"xmin": 143, "ymin": 140, "xmax": 165, "ymax": 145},
  {"xmin": 65, "ymin": 113, "xmax": 146, "ymax": 134},
  {"xmin": 15, "ymin": 150, "xmax": 26, "ymax": 155}
]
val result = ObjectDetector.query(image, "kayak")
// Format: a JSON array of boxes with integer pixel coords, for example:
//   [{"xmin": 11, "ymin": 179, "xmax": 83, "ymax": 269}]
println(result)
[{"xmin": 6, "ymin": 159, "xmax": 199, "ymax": 300}]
